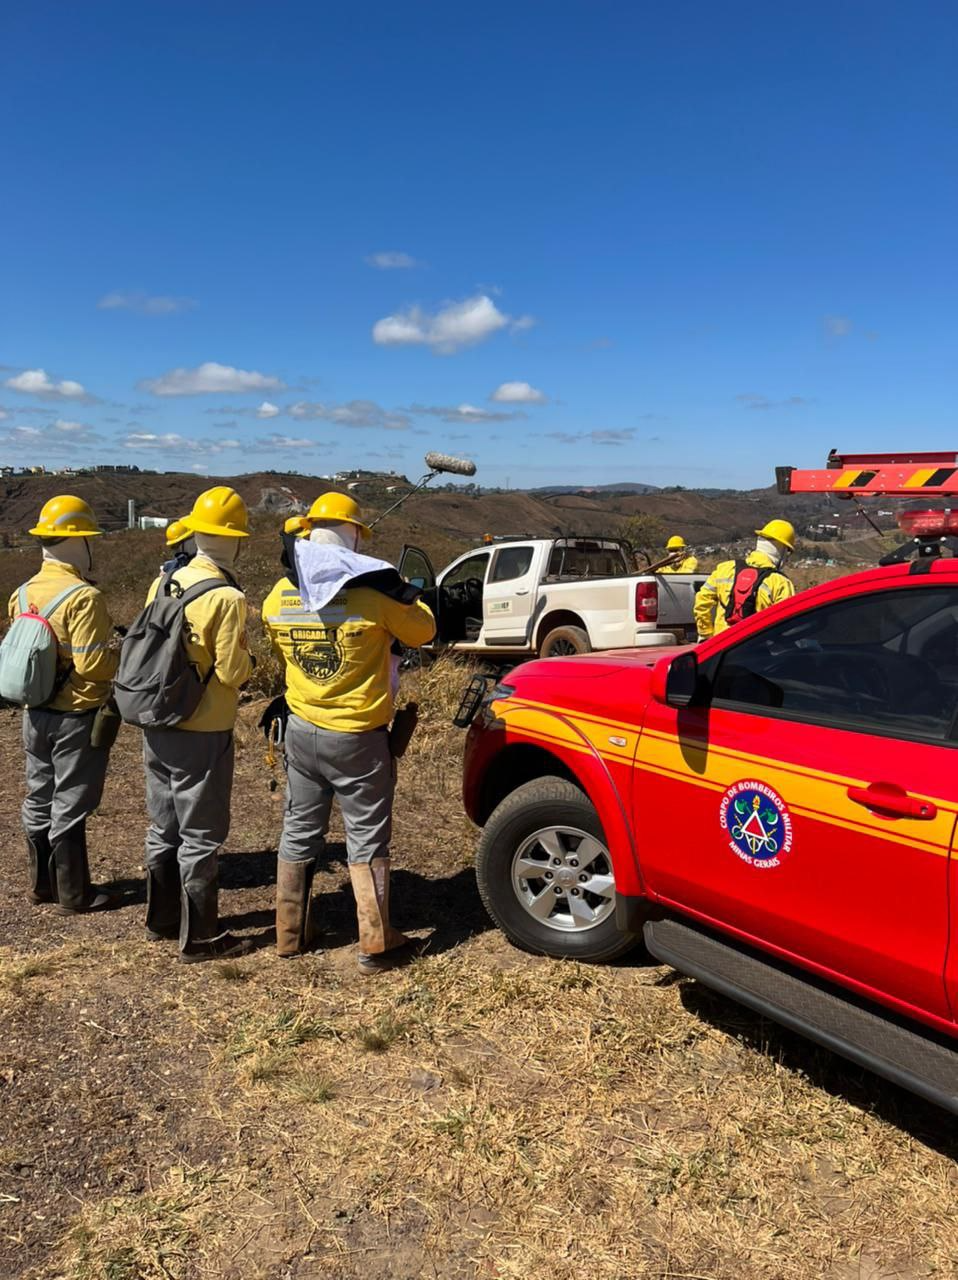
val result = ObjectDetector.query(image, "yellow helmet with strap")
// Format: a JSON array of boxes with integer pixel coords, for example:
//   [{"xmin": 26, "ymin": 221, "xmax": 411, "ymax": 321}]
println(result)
[
  {"xmin": 28, "ymin": 495, "xmax": 103, "ymax": 538},
  {"xmin": 755, "ymin": 518, "xmax": 796, "ymax": 551},
  {"xmin": 306, "ymin": 492, "xmax": 371, "ymax": 539},
  {"xmin": 666, "ymin": 535, "xmax": 687, "ymax": 550},
  {"xmin": 165, "ymin": 518, "xmax": 191, "ymax": 548},
  {"xmin": 182, "ymin": 486, "xmax": 250, "ymax": 538}
]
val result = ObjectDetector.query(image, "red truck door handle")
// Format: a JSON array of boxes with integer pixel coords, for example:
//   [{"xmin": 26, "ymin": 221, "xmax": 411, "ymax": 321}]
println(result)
[{"xmin": 846, "ymin": 782, "xmax": 937, "ymax": 820}]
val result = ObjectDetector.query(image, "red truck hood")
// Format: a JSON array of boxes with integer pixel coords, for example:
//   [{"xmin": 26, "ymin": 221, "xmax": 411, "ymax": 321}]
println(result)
[
  {"xmin": 501, "ymin": 644, "xmax": 692, "ymax": 723},
  {"xmin": 510, "ymin": 643, "xmax": 693, "ymax": 682}
]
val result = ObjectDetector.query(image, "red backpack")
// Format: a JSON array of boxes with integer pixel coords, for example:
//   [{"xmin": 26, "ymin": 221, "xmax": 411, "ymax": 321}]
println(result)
[{"xmin": 723, "ymin": 561, "xmax": 775, "ymax": 626}]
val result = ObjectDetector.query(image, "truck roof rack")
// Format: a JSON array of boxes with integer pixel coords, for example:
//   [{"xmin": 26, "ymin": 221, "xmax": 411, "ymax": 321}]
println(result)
[
  {"xmin": 777, "ymin": 449, "xmax": 958, "ymax": 496},
  {"xmin": 777, "ymin": 448, "xmax": 958, "ymax": 565}
]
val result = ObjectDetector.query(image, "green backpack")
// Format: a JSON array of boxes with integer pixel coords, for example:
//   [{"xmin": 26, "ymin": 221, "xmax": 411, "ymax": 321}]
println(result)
[{"xmin": 0, "ymin": 584, "xmax": 84, "ymax": 708}]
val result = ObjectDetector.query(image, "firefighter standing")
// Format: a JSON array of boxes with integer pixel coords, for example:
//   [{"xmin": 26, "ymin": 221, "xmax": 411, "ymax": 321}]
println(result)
[
  {"xmin": 161, "ymin": 518, "xmax": 195, "ymax": 573},
  {"xmin": 694, "ymin": 519, "xmax": 796, "ymax": 639},
  {"xmin": 659, "ymin": 535, "xmax": 699, "ymax": 574},
  {"xmin": 262, "ymin": 493, "xmax": 436, "ymax": 971},
  {"xmin": 141, "ymin": 486, "xmax": 254, "ymax": 962},
  {"xmin": 11, "ymin": 496, "xmax": 118, "ymax": 912}
]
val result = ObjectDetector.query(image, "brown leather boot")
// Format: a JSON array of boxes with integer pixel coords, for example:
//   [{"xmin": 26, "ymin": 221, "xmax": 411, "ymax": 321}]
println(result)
[
  {"xmin": 275, "ymin": 860, "xmax": 315, "ymax": 958},
  {"xmin": 349, "ymin": 858, "xmax": 417, "ymax": 975}
]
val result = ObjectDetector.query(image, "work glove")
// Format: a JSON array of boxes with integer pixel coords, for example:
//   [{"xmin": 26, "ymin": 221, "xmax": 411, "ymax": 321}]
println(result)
[{"xmin": 696, "ymin": 634, "xmax": 710, "ymax": 644}]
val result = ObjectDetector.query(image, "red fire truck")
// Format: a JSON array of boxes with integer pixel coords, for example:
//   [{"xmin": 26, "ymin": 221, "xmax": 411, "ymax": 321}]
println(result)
[{"xmin": 458, "ymin": 452, "xmax": 958, "ymax": 1113}]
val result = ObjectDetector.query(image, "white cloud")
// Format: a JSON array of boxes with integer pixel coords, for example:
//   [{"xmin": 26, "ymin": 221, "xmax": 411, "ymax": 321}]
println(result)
[
  {"xmin": 0, "ymin": 420, "xmax": 103, "ymax": 450},
  {"xmin": 256, "ymin": 401, "xmax": 281, "ymax": 418},
  {"xmin": 98, "ymin": 291, "xmax": 197, "ymax": 315},
  {"xmin": 121, "ymin": 431, "xmax": 241, "ymax": 455},
  {"xmin": 736, "ymin": 394, "xmax": 812, "ymax": 411},
  {"xmin": 545, "ymin": 429, "xmax": 636, "ymax": 447},
  {"xmin": 407, "ymin": 402, "xmax": 523, "ymax": 424},
  {"xmin": 138, "ymin": 361, "xmax": 285, "ymax": 397},
  {"xmin": 372, "ymin": 294, "xmax": 513, "ymax": 355},
  {"xmin": 287, "ymin": 399, "xmax": 410, "ymax": 430},
  {"xmin": 824, "ymin": 315, "xmax": 852, "ymax": 338},
  {"xmin": 0, "ymin": 409, "xmax": 7, "ymax": 420},
  {"xmin": 365, "ymin": 251, "xmax": 422, "ymax": 270},
  {"xmin": 510, "ymin": 315, "xmax": 537, "ymax": 333},
  {"xmin": 4, "ymin": 368, "xmax": 92, "ymax": 401},
  {"xmin": 254, "ymin": 433, "xmax": 316, "ymax": 450},
  {"xmin": 490, "ymin": 380, "xmax": 547, "ymax": 404}
]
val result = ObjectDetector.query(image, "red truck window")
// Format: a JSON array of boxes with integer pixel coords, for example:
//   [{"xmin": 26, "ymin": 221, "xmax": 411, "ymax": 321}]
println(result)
[{"xmin": 710, "ymin": 586, "xmax": 958, "ymax": 744}]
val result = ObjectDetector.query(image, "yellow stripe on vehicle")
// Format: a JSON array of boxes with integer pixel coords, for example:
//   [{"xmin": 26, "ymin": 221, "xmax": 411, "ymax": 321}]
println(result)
[
  {"xmin": 905, "ymin": 468, "xmax": 937, "ymax": 489},
  {"xmin": 497, "ymin": 700, "xmax": 957, "ymax": 860}
]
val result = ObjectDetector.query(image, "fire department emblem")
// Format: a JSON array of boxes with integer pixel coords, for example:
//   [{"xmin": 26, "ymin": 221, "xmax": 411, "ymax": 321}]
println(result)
[
  {"xmin": 719, "ymin": 780, "xmax": 793, "ymax": 869},
  {"xmin": 290, "ymin": 626, "xmax": 344, "ymax": 682}
]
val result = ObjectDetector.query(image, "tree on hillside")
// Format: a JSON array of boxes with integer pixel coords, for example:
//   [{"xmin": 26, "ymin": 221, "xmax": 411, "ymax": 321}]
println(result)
[{"xmin": 620, "ymin": 512, "xmax": 668, "ymax": 561}]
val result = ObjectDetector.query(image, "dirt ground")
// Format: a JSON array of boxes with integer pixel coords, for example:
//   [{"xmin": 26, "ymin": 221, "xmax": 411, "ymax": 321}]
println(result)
[
  {"xmin": 1, "ymin": 658, "xmax": 957, "ymax": 1280},
  {"xmin": 0, "ymin": 530, "xmax": 955, "ymax": 1279}
]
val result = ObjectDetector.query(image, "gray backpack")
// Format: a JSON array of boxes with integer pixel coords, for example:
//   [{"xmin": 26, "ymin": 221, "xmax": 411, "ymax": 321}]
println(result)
[
  {"xmin": 114, "ymin": 573, "xmax": 223, "ymax": 728},
  {"xmin": 0, "ymin": 583, "xmax": 84, "ymax": 708}
]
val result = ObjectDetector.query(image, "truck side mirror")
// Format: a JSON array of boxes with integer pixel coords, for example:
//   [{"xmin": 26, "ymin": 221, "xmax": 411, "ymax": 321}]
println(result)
[{"xmin": 650, "ymin": 649, "xmax": 699, "ymax": 708}]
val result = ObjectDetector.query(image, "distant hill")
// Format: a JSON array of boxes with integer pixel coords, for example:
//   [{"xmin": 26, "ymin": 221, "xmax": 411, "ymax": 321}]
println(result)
[
  {"xmin": 0, "ymin": 469, "xmax": 891, "ymax": 563},
  {"xmin": 530, "ymin": 482, "xmax": 660, "ymax": 496}
]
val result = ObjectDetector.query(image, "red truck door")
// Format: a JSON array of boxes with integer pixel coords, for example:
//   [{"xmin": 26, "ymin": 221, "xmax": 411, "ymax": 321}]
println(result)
[{"xmin": 634, "ymin": 581, "xmax": 958, "ymax": 1025}]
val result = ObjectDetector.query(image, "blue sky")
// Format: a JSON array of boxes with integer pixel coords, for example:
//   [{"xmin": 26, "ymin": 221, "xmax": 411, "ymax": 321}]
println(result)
[{"xmin": 2, "ymin": 1, "xmax": 956, "ymax": 490}]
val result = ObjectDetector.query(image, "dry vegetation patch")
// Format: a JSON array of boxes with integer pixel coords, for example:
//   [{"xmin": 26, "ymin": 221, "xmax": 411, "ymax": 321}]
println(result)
[{"xmin": 0, "ymin": 579, "xmax": 954, "ymax": 1279}]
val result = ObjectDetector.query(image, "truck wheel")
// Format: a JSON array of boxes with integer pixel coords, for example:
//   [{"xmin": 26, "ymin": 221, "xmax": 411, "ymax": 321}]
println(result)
[
  {"xmin": 539, "ymin": 625, "xmax": 591, "ymax": 659},
  {"xmin": 476, "ymin": 778, "xmax": 637, "ymax": 962}
]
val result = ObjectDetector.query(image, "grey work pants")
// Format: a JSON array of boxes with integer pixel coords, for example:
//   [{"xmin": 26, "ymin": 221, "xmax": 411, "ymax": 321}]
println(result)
[
  {"xmin": 279, "ymin": 714, "xmax": 393, "ymax": 867},
  {"xmin": 22, "ymin": 708, "xmax": 109, "ymax": 841},
  {"xmin": 143, "ymin": 728, "xmax": 234, "ymax": 895}
]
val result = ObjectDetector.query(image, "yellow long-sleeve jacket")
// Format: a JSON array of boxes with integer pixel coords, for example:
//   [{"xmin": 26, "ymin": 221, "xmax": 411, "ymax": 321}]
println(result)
[
  {"xmin": 659, "ymin": 555, "xmax": 699, "ymax": 574},
  {"xmin": 8, "ymin": 560, "xmax": 118, "ymax": 713},
  {"xmin": 693, "ymin": 551, "xmax": 795, "ymax": 639},
  {"xmin": 145, "ymin": 554, "xmax": 253, "ymax": 732},
  {"xmin": 262, "ymin": 577, "xmax": 436, "ymax": 733}
]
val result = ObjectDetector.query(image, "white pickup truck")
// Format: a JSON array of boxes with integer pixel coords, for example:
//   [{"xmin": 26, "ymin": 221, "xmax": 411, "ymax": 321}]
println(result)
[{"xmin": 399, "ymin": 537, "xmax": 707, "ymax": 659}]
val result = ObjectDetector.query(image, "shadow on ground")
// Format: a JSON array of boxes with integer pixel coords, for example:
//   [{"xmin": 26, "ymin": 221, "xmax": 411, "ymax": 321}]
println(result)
[
  {"xmin": 678, "ymin": 979, "xmax": 958, "ymax": 1160},
  {"xmin": 213, "ymin": 846, "xmax": 490, "ymax": 956}
]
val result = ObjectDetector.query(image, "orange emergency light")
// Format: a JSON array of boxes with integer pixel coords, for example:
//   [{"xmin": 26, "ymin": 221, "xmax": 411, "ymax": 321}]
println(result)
[{"xmin": 897, "ymin": 509, "xmax": 958, "ymax": 538}]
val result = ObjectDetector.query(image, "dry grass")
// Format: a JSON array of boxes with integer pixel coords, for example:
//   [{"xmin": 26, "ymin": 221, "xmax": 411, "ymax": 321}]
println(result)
[
  {"xmin": 1, "ymin": 589, "xmax": 956, "ymax": 1280},
  {"xmin": 41, "ymin": 949, "xmax": 953, "ymax": 1280}
]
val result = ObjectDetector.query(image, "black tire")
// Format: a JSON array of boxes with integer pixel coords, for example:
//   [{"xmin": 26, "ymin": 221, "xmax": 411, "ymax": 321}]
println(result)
[
  {"xmin": 538, "ymin": 624, "xmax": 592, "ymax": 659},
  {"xmin": 476, "ymin": 777, "xmax": 638, "ymax": 962}
]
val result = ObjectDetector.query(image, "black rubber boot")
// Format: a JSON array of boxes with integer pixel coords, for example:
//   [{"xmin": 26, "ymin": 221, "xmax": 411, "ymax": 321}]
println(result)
[
  {"xmin": 26, "ymin": 830, "xmax": 53, "ymax": 904},
  {"xmin": 51, "ymin": 824, "xmax": 111, "ymax": 914},
  {"xmin": 179, "ymin": 880, "xmax": 253, "ymax": 965},
  {"xmin": 145, "ymin": 864, "xmax": 181, "ymax": 941}
]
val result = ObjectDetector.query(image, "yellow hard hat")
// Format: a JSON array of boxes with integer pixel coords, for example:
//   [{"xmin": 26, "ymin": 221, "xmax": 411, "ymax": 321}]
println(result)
[
  {"xmin": 28, "ymin": 495, "xmax": 103, "ymax": 538},
  {"xmin": 755, "ymin": 518, "xmax": 796, "ymax": 551},
  {"xmin": 306, "ymin": 491, "xmax": 371, "ymax": 540},
  {"xmin": 283, "ymin": 515, "xmax": 310, "ymax": 536},
  {"xmin": 182, "ymin": 486, "xmax": 250, "ymax": 538},
  {"xmin": 165, "ymin": 518, "xmax": 191, "ymax": 548},
  {"xmin": 666, "ymin": 535, "xmax": 687, "ymax": 550}
]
